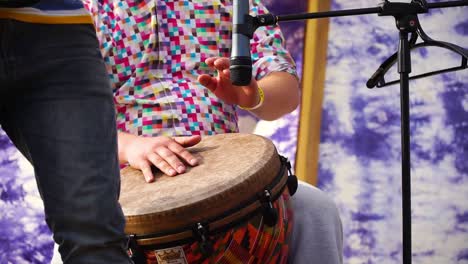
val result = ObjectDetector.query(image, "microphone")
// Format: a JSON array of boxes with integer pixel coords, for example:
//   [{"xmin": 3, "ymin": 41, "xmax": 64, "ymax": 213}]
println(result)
[{"xmin": 230, "ymin": 0, "xmax": 252, "ymax": 86}]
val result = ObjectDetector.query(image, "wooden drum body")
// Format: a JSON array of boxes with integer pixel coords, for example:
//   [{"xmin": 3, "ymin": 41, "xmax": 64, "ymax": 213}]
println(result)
[{"xmin": 120, "ymin": 133, "xmax": 298, "ymax": 264}]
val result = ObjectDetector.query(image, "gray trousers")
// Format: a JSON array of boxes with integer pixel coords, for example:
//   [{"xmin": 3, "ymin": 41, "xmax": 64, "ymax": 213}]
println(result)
[
  {"xmin": 52, "ymin": 181, "xmax": 343, "ymax": 264},
  {"xmin": 289, "ymin": 181, "xmax": 343, "ymax": 264},
  {"xmin": 0, "ymin": 20, "xmax": 132, "ymax": 264}
]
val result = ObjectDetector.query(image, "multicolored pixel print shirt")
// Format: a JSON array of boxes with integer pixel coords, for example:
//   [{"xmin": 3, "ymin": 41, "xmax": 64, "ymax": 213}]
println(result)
[{"xmin": 86, "ymin": 0, "xmax": 297, "ymax": 137}]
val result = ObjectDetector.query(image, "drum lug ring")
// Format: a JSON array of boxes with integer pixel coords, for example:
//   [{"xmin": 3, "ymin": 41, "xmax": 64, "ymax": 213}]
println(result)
[
  {"xmin": 127, "ymin": 234, "xmax": 147, "ymax": 264},
  {"xmin": 259, "ymin": 189, "xmax": 279, "ymax": 227},
  {"xmin": 282, "ymin": 156, "xmax": 298, "ymax": 196},
  {"xmin": 193, "ymin": 222, "xmax": 214, "ymax": 257}
]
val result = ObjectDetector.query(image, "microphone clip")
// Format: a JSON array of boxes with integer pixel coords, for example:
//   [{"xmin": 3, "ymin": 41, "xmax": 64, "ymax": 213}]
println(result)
[{"xmin": 233, "ymin": 14, "xmax": 278, "ymax": 39}]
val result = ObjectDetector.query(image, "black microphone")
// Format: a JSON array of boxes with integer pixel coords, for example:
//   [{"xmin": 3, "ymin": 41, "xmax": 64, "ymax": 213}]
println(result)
[{"xmin": 230, "ymin": 0, "xmax": 252, "ymax": 86}]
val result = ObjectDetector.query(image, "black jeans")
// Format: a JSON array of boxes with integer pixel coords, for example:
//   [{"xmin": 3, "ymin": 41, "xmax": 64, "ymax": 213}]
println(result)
[{"xmin": 0, "ymin": 20, "xmax": 132, "ymax": 264}]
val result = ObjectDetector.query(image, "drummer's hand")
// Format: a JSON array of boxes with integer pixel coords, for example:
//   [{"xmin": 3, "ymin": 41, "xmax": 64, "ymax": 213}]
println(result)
[
  {"xmin": 198, "ymin": 57, "xmax": 260, "ymax": 109},
  {"xmin": 123, "ymin": 135, "xmax": 201, "ymax": 182}
]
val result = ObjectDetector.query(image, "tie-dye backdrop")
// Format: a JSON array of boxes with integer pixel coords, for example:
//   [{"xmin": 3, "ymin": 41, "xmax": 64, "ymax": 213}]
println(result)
[
  {"xmin": 316, "ymin": 1, "xmax": 468, "ymax": 264},
  {"xmin": 253, "ymin": 0, "xmax": 468, "ymax": 264},
  {"xmin": 1, "ymin": 1, "xmax": 467, "ymax": 263}
]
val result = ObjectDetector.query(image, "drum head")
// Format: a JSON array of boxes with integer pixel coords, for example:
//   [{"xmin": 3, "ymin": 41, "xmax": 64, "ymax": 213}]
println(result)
[{"xmin": 119, "ymin": 133, "xmax": 281, "ymax": 236}]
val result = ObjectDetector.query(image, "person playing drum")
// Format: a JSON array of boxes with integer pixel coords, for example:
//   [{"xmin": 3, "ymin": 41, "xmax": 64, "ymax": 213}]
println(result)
[{"xmin": 50, "ymin": 0, "xmax": 343, "ymax": 263}]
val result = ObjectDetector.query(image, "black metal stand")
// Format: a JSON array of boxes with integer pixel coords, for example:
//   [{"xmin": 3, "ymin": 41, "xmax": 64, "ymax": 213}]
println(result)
[
  {"xmin": 398, "ymin": 29, "xmax": 413, "ymax": 264},
  {"xmin": 240, "ymin": 1, "xmax": 468, "ymax": 263}
]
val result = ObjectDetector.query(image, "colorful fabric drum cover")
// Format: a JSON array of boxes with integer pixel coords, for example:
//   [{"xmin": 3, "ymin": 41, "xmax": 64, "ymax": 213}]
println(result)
[{"xmin": 119, "ymin": 133, "xmax": 297, "ymax": 264}]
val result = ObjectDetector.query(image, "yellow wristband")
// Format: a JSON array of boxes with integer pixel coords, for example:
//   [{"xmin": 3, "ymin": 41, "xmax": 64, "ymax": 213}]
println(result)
[{"xmin": 239, "ymin": 86, "xmax": 264, "ymax": 111}]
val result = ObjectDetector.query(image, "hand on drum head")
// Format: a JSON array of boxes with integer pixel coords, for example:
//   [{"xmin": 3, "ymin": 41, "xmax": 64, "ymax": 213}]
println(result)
[
  {"xmin": 197, "ymin": 57, "xmax": 260, "ymax": 109},
  {"xmin": 119, "ymin": 134, "xmax": 201, "ymax": 182}
]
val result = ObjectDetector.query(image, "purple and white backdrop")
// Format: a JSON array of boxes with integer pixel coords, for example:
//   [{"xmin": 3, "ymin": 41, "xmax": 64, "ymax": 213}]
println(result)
[
  {"xmin": 251, "ymin": 0, "xmax": 468, "ymax": 264},
  {"xmin": 317, "ymin": 1, "xmax": 468, "ymax": 263},
  {"xmin": 0, "ymin": 0, "xmax": 467, "ymax": 263}
]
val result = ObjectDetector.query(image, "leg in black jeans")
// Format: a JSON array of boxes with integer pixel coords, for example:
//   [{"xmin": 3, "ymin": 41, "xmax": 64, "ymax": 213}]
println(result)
[{"xmin": 0, "ymin": 20, "xmax": 132, "ymax": 264}]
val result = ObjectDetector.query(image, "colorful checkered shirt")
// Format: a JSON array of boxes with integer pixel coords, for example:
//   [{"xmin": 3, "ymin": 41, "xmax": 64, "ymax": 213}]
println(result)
[{"xmin": 86, "ymin": 0, "xmax": 297, "ymax": 137}]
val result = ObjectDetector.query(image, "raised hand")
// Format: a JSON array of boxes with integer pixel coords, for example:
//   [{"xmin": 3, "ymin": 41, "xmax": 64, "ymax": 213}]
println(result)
[{"xmin": 198, "ymin": 57, "xmax": 261, "ymax": 109}]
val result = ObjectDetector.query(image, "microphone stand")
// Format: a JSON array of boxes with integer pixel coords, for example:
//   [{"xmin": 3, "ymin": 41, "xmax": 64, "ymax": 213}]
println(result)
[{"xmin": 240, "ymin": 1, "xmax": 468, "ymax": 263}]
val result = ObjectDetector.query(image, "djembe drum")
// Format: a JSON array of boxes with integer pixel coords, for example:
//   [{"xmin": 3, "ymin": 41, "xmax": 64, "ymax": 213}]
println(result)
[{"xmin": 120, "ymin": 133, "xmax": 298, "ymax": 264}]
